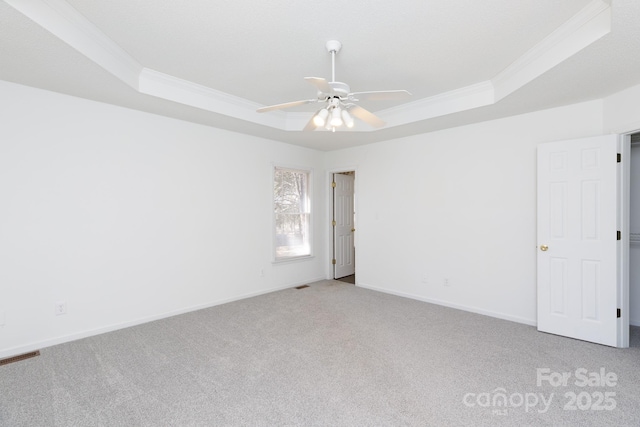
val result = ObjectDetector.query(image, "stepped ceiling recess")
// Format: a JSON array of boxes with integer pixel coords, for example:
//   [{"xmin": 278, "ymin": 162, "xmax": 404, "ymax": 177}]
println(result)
[{"xmin": 1, "ymin": 0, "xmax": 639, "ymax": 150}]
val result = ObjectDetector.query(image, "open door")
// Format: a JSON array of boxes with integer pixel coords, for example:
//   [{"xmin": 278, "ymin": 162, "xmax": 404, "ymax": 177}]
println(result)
[
  {"xmin": 333, "ymin": 173, "xmax": 355, "ymax": 279},
  {"xmin": 537, "ymin": 134, "xmax": 628, "ymax": 347}
]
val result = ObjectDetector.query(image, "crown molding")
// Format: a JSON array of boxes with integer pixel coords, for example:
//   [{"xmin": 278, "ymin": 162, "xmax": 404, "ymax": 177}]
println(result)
[
  {"xmin": 492, "ymin": 0, "xmax": 611, "ymax": 102},
  {"xmin": 138, "ymin": 68, "xmax": 283, "ymax": 128},
  {"xmin": 379, "ymin": 0, "xmax": 612, "ymax": 129},
  {"xmin": 5, "ymin": 0, "xmax": 612, "ymax": 133},
  {"xmin": 379, "ymin": 81, "xmax": 495, "ymax": 128}
]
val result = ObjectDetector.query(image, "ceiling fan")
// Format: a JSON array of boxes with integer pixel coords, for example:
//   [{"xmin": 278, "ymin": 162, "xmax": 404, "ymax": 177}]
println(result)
[{"xmin": 256, "ymin": 40, "xmax": 411, "ymax": 131}]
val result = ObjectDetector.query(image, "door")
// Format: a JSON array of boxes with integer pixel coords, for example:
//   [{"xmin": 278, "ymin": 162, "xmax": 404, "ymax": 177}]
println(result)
[
  {"xmin": 334, "ymin": 173, "xmax": 355, "ymax": 279},
  {"xmin": 537, "ymin": 135, "xmax": 621, "ymax": 346}
]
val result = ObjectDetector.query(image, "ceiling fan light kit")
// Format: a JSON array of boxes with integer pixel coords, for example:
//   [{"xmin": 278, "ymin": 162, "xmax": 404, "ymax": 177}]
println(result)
[
  {"xmin": 257, "ymin": 40, "xmax": 411, "ymax": 132},
  {"xmin": 313, "ymin": 108, "xmax": 329, "ymax": 127},
  {"xmin": 341, "ymin": 109, "xmax": 354, "ymax": 128},
  {"xmin": 330, "ymin": 107, "xmax": 343, "ymax": 127}
]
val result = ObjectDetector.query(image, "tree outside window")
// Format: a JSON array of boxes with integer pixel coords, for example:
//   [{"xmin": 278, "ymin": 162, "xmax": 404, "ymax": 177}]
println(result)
[{"xmin": 274, "ymin": 167, "xmax": 311, "ymax": 260}]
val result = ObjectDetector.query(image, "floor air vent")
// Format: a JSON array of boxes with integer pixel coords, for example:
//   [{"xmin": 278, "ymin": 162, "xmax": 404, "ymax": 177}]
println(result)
[
  {"xmin": 295, "ymin": 285, "xmax": 310, "ymax": 289},
  {"xmin": 0, "ymin": 350, "xmax": 40, "ymax": 366}
]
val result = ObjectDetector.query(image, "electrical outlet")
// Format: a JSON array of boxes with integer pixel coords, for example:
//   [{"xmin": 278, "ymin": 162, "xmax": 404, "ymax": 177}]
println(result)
[
  {"xmin": 443, "ymin": 278, "xmax": 450, "ymax": 287},
  {"xmin": 421, "ymin": 275, "xmax": 428, "ymax": 284},
  {"xmin": 54, "ymin": 301, "xmax": 67, "ymax": 316},
  {"xmin": 260, "ymin": 268, "xmax": 264, "ymax": 277}
]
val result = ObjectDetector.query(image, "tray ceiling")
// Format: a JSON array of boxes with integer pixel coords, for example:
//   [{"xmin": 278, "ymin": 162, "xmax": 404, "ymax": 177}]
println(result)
[{"xmin": 2, "ymin": 0, "xmax": 639, "ymax": 150}]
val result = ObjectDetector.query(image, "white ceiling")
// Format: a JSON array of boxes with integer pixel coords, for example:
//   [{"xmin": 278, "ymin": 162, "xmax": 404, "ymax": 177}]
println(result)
[{"xmin": 2, "ymin": 0, "xmax": 639, "ymax": 151}]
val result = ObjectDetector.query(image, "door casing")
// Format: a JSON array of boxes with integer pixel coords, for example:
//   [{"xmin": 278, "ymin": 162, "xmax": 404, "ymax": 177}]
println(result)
[
  {"xmin": 333, "ymin": 173, "xmax": 355, "ymax": 279},
  {"xmin": 326, "ymin": 167, "xmax": 358, "ymax": 281}
]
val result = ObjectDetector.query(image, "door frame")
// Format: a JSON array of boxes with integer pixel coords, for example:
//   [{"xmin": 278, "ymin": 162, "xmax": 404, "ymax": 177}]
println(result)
[
  {"xmin": 326, "ymin": 167, "xmax": 358, "ymax": 281},
  {"xmin": 612, "ymin": 118, "xmax": 640, "ymax": 347},
  {"xmin": 619, "ymin": 131, "xmax": 634, "ymax": 347}
]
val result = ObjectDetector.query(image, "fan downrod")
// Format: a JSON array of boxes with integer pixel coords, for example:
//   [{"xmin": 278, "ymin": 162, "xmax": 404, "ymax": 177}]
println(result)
[{"xmin": 325, "ymin": 40, "xmax": 348, "ymax": 93}]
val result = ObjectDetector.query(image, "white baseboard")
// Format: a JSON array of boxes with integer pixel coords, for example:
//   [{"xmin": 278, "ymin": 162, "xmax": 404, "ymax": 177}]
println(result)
[
  {"xmin": 356, "ymin": 282, "xmax": 537, "ymax": 326},
  {"xmin": 4, "ymin": 277, "xmax": 629, "ymax": 360},
  {"xmin": 631, "ymin": 318, "xmax": 640, "ymax": 327},
  {"xmin": 0, "ymin": 276, "xmax": 325, "ymax": 360}
]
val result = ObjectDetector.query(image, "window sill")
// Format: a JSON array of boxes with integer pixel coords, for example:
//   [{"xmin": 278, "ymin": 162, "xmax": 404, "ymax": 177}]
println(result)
[{"xmin": 272, "ymin": 255, "xmax": 315, "ymax": 265}]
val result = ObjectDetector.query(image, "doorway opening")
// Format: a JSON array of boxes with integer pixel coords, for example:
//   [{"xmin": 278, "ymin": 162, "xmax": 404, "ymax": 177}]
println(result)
[{"xmin": 332, "ymin": 171, "xmax": 356, "ymax": 283}]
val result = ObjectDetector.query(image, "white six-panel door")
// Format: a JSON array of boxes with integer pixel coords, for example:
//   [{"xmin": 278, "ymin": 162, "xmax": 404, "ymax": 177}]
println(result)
[
  {"xmin": 334, "ymin": 173, "xmax": 355, "ymax": 279},
  {"xmin": 537, "ymin": 135, "xmax": 620, "ymax": 347}
]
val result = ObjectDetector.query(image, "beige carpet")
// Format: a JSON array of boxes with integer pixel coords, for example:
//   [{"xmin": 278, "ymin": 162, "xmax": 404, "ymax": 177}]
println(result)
[{"xmin": 1, "ymin": 280, "xmax": 639, "ymax": 426}]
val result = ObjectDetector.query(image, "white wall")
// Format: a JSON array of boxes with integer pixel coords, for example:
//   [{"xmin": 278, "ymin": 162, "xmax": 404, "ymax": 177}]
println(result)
[
  {"xmin": 325, "ymin": 100, "xmax": 606, "ymax": 325},
  {"xmin": 604, "ymin": 83, "xmax": 640, "ymax": 135},
  {"xmin": 3, "ymin": 79, "xmax": 640, "ymax": 358},
  {"xmin": 0, "ymin": 81, "xmax": 326, "ymax": 358}
]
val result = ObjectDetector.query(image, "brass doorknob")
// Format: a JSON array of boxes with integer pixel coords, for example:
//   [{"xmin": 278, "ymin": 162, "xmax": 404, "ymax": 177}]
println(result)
[
  {"xmin": 351, "ymin": 228, "xmax": 356, "ymax": 232},
  {"xmin": 540, "ymin": 245, "xmax": 549, "ymax": 251}
]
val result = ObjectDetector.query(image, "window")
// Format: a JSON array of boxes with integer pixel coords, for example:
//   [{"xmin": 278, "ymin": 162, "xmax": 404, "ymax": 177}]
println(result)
[{"xmin": 273, "ymin": 167, "xmax": 311, "ymax": 260}]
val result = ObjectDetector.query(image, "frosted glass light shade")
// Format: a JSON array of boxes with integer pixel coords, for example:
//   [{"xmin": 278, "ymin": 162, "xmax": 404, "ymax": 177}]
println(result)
[
  {"xmin": 341, "ymin": 109, "xmax": 354, "ymax": 128},
  {"xmin": 330, "ymin": 107, "xmax": 343, "ymax": 127},
  {"xmin": 313, "ymin": 108, "xmax": 329, "ymax": 127}
]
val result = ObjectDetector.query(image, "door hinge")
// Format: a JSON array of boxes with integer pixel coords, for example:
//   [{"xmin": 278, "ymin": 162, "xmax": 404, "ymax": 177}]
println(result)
[
  {"xmin": 332, "ymin": 259, "xmax": 336, "ymax": 265},
  {"xmin": 331, "ymin": 181, "xmax": 336, "ymax": 188},
  {"xmin": 617, "ymin": 308, "xmax": 621, "ymax": 318},
  {"xmin": 617, "ymin": 153, "xmax": 621, "ymax": 163},
  {"xmin": 332, "ymin": 220, "xmax": 336, "ymax": 226},
  {"xmin": 617, "ymin": 230, "xmax": 621, "ymax": 241}
]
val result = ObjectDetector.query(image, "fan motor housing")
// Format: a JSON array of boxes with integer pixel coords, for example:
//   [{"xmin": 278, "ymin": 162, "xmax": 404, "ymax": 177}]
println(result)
[{"xmin": 329, "ymin": 81, "xmax": 350, "ymax": 97}]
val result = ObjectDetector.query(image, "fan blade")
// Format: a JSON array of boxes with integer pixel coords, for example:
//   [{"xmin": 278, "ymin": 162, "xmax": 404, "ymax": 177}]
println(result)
[
  {"xmin": 257, "ymin": 99, "xmax": 316, "ymax": 113},
  {"xmin": 349, "ymin": 90, "xmax": 411, "ymax": 101},
  {"xmin": 302, "ymin": 114, "xmax": 317, "ymax": 131},
  {"xmin": 348, "ymin": 105, "xmax": 386, "ymax": 128},
  {"xmin": 304, "ymin": 77, "xmax": 332, "ymax": 94}
]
